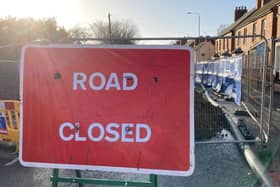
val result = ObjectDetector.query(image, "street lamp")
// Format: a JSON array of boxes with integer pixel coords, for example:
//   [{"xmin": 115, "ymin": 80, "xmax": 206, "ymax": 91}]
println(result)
[
  {"xmin": 187, "ymin": 12, "xmax": 200, "ymax": 37},
  {"xmin": 187, "ymin": 12, "xmax": 201, "ymax": 63}
]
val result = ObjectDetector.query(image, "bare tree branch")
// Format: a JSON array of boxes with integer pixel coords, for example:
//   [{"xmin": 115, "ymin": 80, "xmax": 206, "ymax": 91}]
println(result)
[{"xmin": 89, "ymin": 19, "xmax": 139, "ymax": 44}]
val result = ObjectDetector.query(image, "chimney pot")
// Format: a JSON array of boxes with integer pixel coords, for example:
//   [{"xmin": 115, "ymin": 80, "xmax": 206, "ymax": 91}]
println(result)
[
  {"xmin": 234, "ymin": 6, "xmax": 248, "ymax": 21},
  {"xmin": 256, "ymin": 0, "xmax": 262, "ymax": 9}
]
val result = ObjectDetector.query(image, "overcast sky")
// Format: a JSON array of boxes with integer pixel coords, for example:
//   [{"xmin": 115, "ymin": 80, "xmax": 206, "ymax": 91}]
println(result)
[{"xmin": 0, "ymin": 0, "xmax": 256, "ymax": 37}]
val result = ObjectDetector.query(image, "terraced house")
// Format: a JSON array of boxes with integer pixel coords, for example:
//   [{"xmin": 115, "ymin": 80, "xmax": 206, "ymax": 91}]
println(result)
[{"xmin": 216, "ymin": 0, "xmax": 280, "ymax": 110}]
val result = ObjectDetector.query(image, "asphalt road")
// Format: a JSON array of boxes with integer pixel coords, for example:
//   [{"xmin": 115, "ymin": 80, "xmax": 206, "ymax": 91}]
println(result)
[{"xmin": 0, "ymin": 140, "xmax": 257, "ymax": 187}]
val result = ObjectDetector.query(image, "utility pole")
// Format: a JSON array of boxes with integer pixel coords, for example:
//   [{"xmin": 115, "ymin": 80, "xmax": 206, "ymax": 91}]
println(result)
[
  {"xmin": 187, "ymin": 12, "xmax": 201, "ymax": 63},
  {"xmin": 108, "ymin": 13, "xmax": 112, "ymax": 43}
]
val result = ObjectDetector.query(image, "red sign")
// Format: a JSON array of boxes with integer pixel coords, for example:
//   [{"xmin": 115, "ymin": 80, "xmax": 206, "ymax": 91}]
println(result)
[{"xmin": 20, "ymin": 45, "xmax": 194, "ymax": 176}]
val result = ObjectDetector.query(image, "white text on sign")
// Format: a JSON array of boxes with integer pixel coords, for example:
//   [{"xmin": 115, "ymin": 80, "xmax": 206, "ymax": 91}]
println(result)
[
  {"xmin": 59, "ymin": 122, "xmax": 152, "ymax": 143},
  {"xmin": 73, "ymin": 72, "xmax": 138, "ymax": 91}
]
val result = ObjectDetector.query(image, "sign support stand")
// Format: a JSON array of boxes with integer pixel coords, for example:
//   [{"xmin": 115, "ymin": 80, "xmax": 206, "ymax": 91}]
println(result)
[{"xmin": 51, "ymin": 169, "xmax": 158, "ymax": 187}]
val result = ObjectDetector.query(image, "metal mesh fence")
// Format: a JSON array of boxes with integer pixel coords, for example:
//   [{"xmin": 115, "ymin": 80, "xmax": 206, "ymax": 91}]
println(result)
[
  {"xmin": 0, "ymin": 36, "xmax": 274, "ymax": 187},
  {"xmin": 194, "ymin": 89, "xmax": 229, "ymax": 141},
  {"xmin": 242, "ymin": 41, "xmax": 272, "ymax": 142}
]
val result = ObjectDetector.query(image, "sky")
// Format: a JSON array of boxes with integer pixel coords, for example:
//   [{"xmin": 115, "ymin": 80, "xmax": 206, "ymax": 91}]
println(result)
[{"xmin": 0, "ymin": 0, "xmax": 256, "ymax": 37}]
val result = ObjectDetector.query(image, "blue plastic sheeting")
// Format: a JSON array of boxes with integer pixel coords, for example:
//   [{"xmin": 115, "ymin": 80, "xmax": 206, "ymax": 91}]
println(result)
[
  {"xmin": 212, "ymin": 61, "xmax": 224, "ymax": 92},
  {"xmin": 232, "ymin": 55, "xmax": 243, "ymax": 105},
  {"xmin": 195, "ymin": 55, "xmax": 243, "ymax": 105},
  {"xmin": 206, "ymin": 61, "xmax": 215, "ymax": 87},
  {"xmin": 0, "ymin": 113, "xmax": 7, "ymax": 134},
  {"xmin": 195, "ymin": 63, "xmax": 204, "ymax": 84},
  {"xmin": 202, "ymin": 62, "xmax": 209, "ymax": 85},
  {"xmin": 219, "ymin": 58, "xmax": 235, "ymax": 97}
]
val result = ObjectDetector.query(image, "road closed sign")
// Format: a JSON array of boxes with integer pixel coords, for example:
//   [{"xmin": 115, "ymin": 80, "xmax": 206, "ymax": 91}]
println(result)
[{"xmin": 20, "ymin": 45, "xmax": 194, "ymax": 176}]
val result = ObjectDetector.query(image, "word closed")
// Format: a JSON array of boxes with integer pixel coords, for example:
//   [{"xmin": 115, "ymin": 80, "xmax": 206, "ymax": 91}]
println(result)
[{"xmin": 59, "ymin": 122, "xmax": 152, "ymax": 143}]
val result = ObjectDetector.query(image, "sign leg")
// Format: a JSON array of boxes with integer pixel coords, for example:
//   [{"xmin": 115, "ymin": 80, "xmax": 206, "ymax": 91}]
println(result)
[
  {"xmin": 51, "ymin": 169, "xmax": 59, "ymax": 187},
  {"xmin": 75, "ymin": 170, "xmax": 83, "ymax": 187},
  {"xmin": 149, "ymin": 174, "xmax": 158, "ymax": 187}
]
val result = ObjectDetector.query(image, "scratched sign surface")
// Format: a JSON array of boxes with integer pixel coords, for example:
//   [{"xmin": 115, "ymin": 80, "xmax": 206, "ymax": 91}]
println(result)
[{"xmin": 20, "ymin": 45, "xmax": 194, "ymax": 176}]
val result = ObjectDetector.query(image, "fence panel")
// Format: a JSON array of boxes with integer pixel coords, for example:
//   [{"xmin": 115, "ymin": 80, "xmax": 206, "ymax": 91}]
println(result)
[
  {"xmin": 243, "ymin": 41, "xmax": 271, "ymax": 142},
  {"xmin": 195, "ymin": 38, "xmax": 271, "ymax": 144}
]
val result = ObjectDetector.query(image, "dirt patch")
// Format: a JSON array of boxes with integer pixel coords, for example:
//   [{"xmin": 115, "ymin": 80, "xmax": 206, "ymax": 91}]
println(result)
[{"xmin": 195, "ymin": 91, "xmax": 229, "ymax": 140}]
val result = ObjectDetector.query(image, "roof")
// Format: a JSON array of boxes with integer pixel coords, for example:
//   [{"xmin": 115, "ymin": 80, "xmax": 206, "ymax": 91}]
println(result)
[
  {"xmin": 236, "ymin": 0, "xmax": 280, "ymax": 30},
  {"xmin": 219, "ymin": 0, "xmax": 280, "ymax": 36},
  {"xmin": 219, "ymin": 8, "xmax": 257, "ymax": 36},
  {"xmin": 194, "ymin": 41, "xmax": 214, "ymax": 50}
]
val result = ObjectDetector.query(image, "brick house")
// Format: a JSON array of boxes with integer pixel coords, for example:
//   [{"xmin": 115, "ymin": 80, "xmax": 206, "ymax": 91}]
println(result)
[
  {"xmin": 215, "ymin": 7, "xmax": 256, "ymax": 55},
  {"xmin": 194, "ymin": 41, "xmax": 215, "ymax": 62},
  {"xmin": 216, "ymin": 0, "xmax": 279, "ymax": 58},
  {"xmin": 215, "ymin": 0, "xmax": 280, "ymax": 108}
]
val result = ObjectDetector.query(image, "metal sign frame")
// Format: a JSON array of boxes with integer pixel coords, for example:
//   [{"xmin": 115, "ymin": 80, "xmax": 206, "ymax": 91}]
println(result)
[{"xmin": 20, "ymin": 44, "xmax": 195, "ymax": 176}]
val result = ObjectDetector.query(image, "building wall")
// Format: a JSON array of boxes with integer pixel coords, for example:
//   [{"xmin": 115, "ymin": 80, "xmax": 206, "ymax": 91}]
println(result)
[
  {"xmin": 215, "ymin": 9, "xmax": 277, "ymax": 57},
  {"xmin": 215, "ymin": 33, "xmax": 233, "ymax": 54},
  {"xmin": 196, "ymin": 42, "xmax": 215, "ymax": 62},
  {"xmin": 277, "ymin": 5, "xmax": 280, "ymax": 38},
  {"xmin": 235, "ymin": 11, "xmax": 274, "ymax": 53}
]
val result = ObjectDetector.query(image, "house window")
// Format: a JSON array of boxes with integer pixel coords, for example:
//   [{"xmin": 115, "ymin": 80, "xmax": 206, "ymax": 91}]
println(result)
[
  {"xmin": 225, "ymin": 39, "xmax": 228, "ymax": 50},
  {"xmin": 252, "ymin": 23, "xmax": 257, "ymax": 42},
  {"xmin": 237, "ymin": 31, "xmax": 241, "ymax": 46},
  {"xmin": 275, "ymin": 45, "xmax": 280, "ymax": 80},
  {"xmin": 215, "ymin": 41, "xmax": 217, "ymax": 51},
  {"xmin": 223, "ymin": 39, "xmax": 225, "ymax": 50},
  {"xmin": 243, "ymin": 28, "xmax": 247, "ymax": 44},
  {"xmin": 261, "ymin": 19, "xmax": 266, "ymax": 37},
  {"xmin": 226, "ymin": 39, "xmax": 229, "ymax": 50}
]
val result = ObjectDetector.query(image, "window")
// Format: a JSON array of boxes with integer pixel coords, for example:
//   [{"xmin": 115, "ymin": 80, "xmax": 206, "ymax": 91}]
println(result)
[
  {"xmin": 243, "ymin": 28, "xmax": 247, "ymax": 44},
  {"xmin": 237, "ymin": 31, "xmax": 241, "ymax": 46},
  {"xmin": 226, "ymin": 38, "xmax": 229, "ymax": 50},
  {"xmin": 275, "ymin": 45, "xmax": 280, "ymax": 76},
  {"xmin": 215, "ymin": 41, "xmax": 218, "ymax": 51},
  {"xmin": 252, "ymin": 23, "xmax": 257, "ymax": 42},
  {"xmin": 223, "ymin": 39, "xmax": 225, "ymax": 50},
  {"xmin": 261, "ymin": 19, "xmax": 266, "ymax": 37}
]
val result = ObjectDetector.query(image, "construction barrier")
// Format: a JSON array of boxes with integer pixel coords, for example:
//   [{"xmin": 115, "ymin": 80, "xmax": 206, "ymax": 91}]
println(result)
[
  {"xmin": 195, "ymin": 55, "xmax": 243, "ymax": 105},
  {"xmin": 0, "ymin": 100, "xmax": 20, "ymax": 152}
]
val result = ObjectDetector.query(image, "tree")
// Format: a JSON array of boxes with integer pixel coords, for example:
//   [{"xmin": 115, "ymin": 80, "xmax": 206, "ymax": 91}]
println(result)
[
  {"xmin": 89, "ymin": 19, "xmax": 138, "ymax": 44},
  {"xmin": 68, "ymin": 26, "xmax": 89, "ymax": 38},
  {"xmin": 0, "ymin": 17, "xmax": 70, "ymax": 45},
  {"xmin": 0, "ymin": 17, "xmax": 70, "ymax": 59},
  {"xmin": 67, "ymin": 26, "xmax": 89, "ymax": 44}
]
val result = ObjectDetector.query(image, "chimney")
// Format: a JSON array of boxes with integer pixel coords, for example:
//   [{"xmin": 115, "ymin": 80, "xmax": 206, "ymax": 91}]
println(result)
[
  {"xmin": 256, "ymin": 0, "xmax": 262, "ymax": 9},
  {"xmin": 234, "ymin": 6, "xmax": 248, "ymax": 21}
]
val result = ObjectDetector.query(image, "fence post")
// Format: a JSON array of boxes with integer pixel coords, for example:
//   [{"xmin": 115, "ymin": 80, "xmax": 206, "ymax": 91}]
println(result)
[
  {"xmin": 150, "ymin": 174, "xmax": 158, "ymax": 187},
  {"xmin": 51, "ymin": 169, "xmax": 59, "ymax": 187},
  {"xmin": 75, "ymin": 170, "xmax": 83, "ymax": 187}
]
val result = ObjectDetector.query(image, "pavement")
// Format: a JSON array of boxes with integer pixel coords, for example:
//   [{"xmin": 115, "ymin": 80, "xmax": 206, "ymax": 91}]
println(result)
[
  {"xmin": 211, "ymin": 93, "xmax": 280, "ymax": 187},
  {"xmin": 267, "ymin": 109, "xmax": 280, "ymax": 186},
  {"xmin": 0, "ymin": 140, "xmax": 257, "ymax": 187}
]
